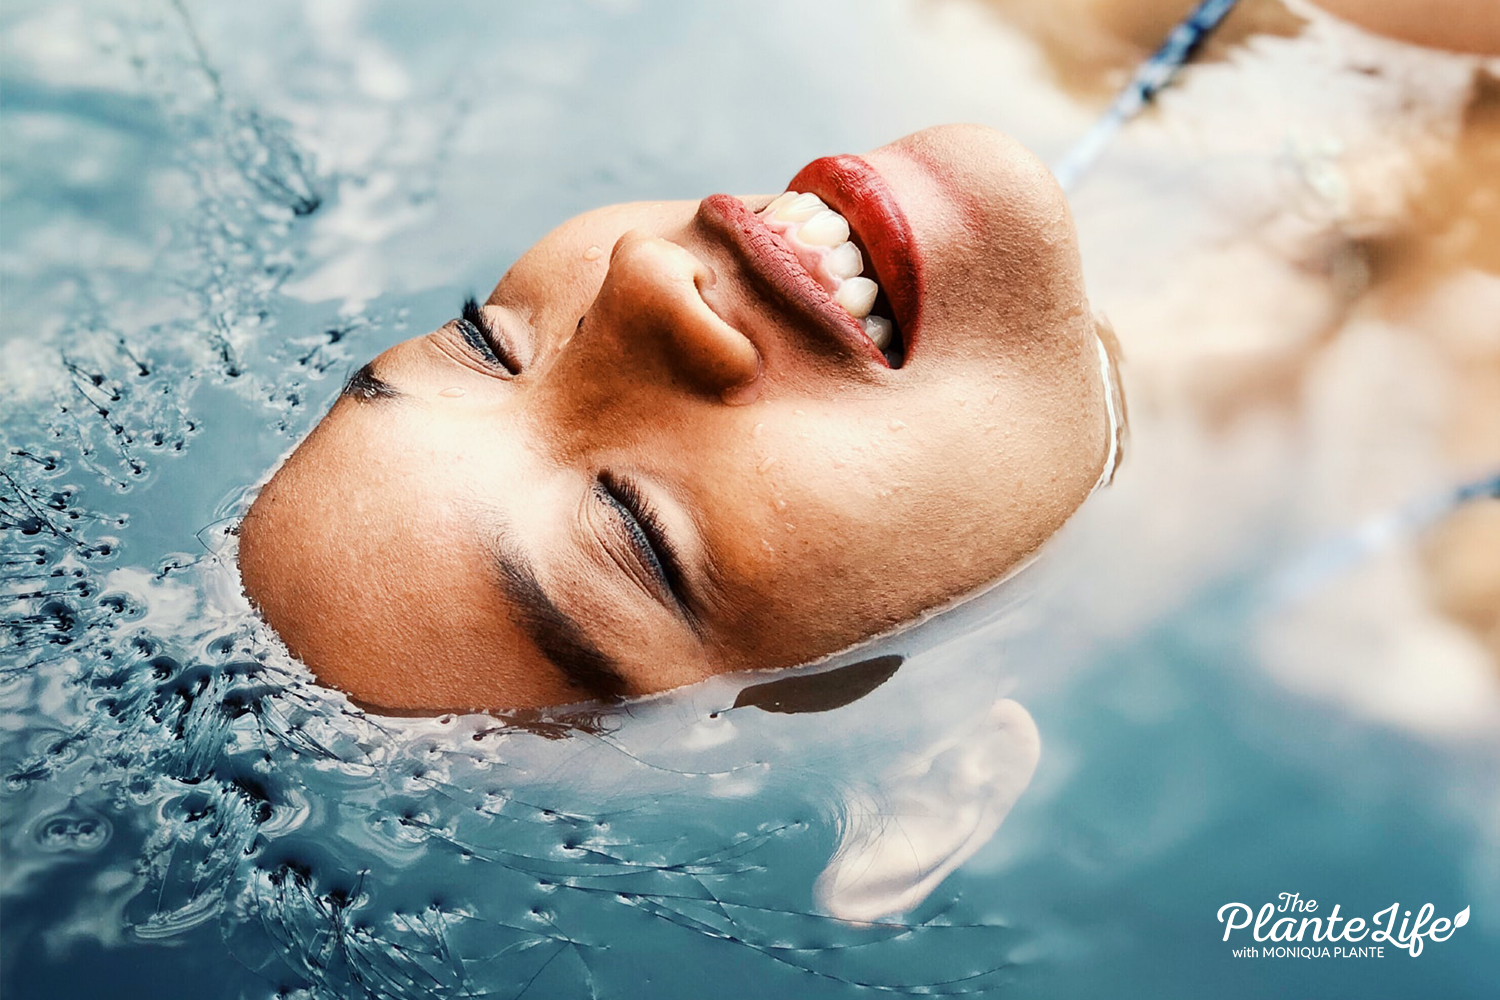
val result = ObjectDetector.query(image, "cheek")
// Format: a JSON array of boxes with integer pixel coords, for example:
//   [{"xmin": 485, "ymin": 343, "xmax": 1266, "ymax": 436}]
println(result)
[
  {"xmin": 753, "ymin": 390, "xmax": 1068, "ymax": 594},
  {"xmin": 722, "ymin": 413, "xmax": 913, "ymax": 574}
]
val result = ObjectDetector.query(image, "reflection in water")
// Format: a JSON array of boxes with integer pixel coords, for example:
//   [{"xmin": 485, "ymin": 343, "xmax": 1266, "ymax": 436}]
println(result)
[
  {"xmin": 1050, "ymin": 0, "xmax": 1249, "ymax": 190},
  {"xmin": 3, "ymin": 0, "xmax": 1500, "ymax": 998},
  {"xmin": 818, "ymin": 698, "xmax": 1041, "ymax": 923},
  {"xmin": 732, "ymin": 654, "xmax": 904, "ymax": 714},
  {"xmin": 978, "ymin": 0, "xmax": 1307, "ymax": 98},
  {"xmin": 1029, "ymin": 0, "xmax": 1500, "ymax": 690}
]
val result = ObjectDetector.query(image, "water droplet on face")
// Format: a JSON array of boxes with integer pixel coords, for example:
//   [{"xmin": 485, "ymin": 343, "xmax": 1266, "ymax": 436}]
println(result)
[
  {"xmin": 439, "ymin": 387, "xmax": 465, "ymax": 398},
  {"xmin": 583, "ymin": 245, "xmax": 603, "ymax": 261},
  {"xmin": 889, "ymin": 419, "xmax": 907, "ymax": 431},
  {"xmin": 757, "ymin": 456, "xmax": 777, "ymax": 473}
]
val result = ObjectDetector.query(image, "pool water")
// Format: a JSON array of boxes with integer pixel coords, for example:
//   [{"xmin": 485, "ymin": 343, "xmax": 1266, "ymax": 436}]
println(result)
[{"xmin": 3, "ymin": 1, "xmax": 1499, "ymax": 998}]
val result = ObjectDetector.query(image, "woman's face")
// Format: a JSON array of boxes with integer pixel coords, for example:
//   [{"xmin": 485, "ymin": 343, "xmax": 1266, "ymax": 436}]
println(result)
[{"xmin": 237, "ymin": 124, "xmax": 1114, "ymax": 712}]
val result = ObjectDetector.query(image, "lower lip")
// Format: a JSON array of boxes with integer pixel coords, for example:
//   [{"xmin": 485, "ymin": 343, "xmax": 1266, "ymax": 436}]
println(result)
[{"xmin": 788, "ymin": 154, "xmax": 923, "ymax": 354}]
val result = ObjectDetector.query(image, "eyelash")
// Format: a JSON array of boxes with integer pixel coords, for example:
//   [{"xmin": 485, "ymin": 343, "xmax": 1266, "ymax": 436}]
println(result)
[
  {"xmin": 597, "ymin": 471, "xmax": 687, "ymax": 609},
  {"xmin": 455, "ymin": 296, "xmax": 522, "ymax": 375}
]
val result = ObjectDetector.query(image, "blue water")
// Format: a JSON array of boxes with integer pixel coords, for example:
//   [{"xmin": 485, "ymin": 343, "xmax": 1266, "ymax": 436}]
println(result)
[{"xmin": 4, "ymin": 1, "xmax": 1499, "ymax": 997}]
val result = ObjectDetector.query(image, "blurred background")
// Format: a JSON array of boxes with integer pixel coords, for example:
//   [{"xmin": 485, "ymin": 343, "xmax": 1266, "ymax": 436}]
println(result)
[{"xmin": 3, "ymin": 1, "xmax": 1498, "ymax": 997}]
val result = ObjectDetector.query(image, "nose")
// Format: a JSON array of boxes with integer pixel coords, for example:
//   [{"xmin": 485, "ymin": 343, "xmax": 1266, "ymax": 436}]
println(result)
[{"xmin": 583, "ymin": 230, "xmax": 761, "ymax": 400}]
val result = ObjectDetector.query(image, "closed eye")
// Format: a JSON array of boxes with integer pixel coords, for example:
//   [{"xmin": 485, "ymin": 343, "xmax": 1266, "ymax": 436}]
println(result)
[
  {"xmin": 595, "ymin": 471, "xmax": 694, "ymax": 623},
  {"xmin": 455, "ymin": 296, "xmax": 522, "ymax": 375}
]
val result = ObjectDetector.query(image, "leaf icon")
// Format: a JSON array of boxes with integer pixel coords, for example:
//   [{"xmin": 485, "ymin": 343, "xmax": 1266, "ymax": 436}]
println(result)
[{"xmin": 1454, "ymin": 906, "xmax": 1470, "ymax": 928}]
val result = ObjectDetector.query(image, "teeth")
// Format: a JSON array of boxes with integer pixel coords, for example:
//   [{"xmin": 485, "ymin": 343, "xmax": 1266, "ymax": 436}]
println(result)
[
  {"xmin": 773, "ymin": 192, "xmax": 826, "ymax": 222},
  {"xmin": 760, "ymin": 190, "xmax": 898, "ymax": 353},
  {"xmin": 798, "ymin": 209, "xmax": 850, "ymax": 247},
  {"xmin": 820, "ymin": 241, "xmax": 863, "ymax": 281},
  {"xmin": 764, "ymin": 191, "xmax": 799, "ymax": 216},
  {"xmin": 834, "ymin": 276, "xmax": 878, "ymax": 318}
]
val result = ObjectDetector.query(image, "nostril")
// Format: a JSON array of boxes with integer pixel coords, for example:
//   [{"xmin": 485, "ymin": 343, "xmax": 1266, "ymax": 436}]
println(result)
[
  {"xmin": 693, "ymin": 262, "xmax": 718, "ymax": 293},
  {"xmin": 601, "ymin": 234, "xmax": 762, "ymax": 399}
]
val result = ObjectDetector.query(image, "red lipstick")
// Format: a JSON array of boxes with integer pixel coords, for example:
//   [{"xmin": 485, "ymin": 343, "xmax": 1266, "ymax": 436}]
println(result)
[{"xmin": 789, "ymin": 154, "xmax": 923, "ymax": 356}]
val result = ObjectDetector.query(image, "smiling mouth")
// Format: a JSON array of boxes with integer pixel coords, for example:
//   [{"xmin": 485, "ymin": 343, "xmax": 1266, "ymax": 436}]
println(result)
[
  {"xmin": 756, "ymin": 191, "xmax": 898, "ymax": 359},
  {"xmin": 696, "ymin": 155, "xmax": 921, "ymax": 369},
  {"xmin": 790, "ymin": 154, "xmax": 922, "ymax": 364}
]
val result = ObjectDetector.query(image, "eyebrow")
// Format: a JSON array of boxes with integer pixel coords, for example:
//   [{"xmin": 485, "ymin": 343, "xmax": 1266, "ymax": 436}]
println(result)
[
  {"xmin": 494, "ymin": 546, "xmax": 631, "ymax": 703},
  {"xmin": 341, "ymin": 362, "xmax": 404, "ymax": 402}
]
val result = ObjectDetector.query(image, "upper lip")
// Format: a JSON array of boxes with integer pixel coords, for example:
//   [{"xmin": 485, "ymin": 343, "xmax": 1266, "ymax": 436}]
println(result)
[{"xmin": 694, "ymin": 155, "xmax": 922, "ymax": 370}]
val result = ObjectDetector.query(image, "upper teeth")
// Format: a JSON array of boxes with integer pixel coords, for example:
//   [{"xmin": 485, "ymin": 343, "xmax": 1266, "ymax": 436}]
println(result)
[{"xmin": 758, "ymin": 191, "xmax": 894, "ymax": 351}]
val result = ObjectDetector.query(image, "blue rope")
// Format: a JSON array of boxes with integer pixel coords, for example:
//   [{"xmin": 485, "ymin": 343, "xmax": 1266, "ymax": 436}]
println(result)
[
  {"xmin": 1267, "ymin": 470, "xmax": 1500, "ymax": 604},
  {"xmin": 1053, "ymin": 0, "xmax": 1243, "ymax": 191}
]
